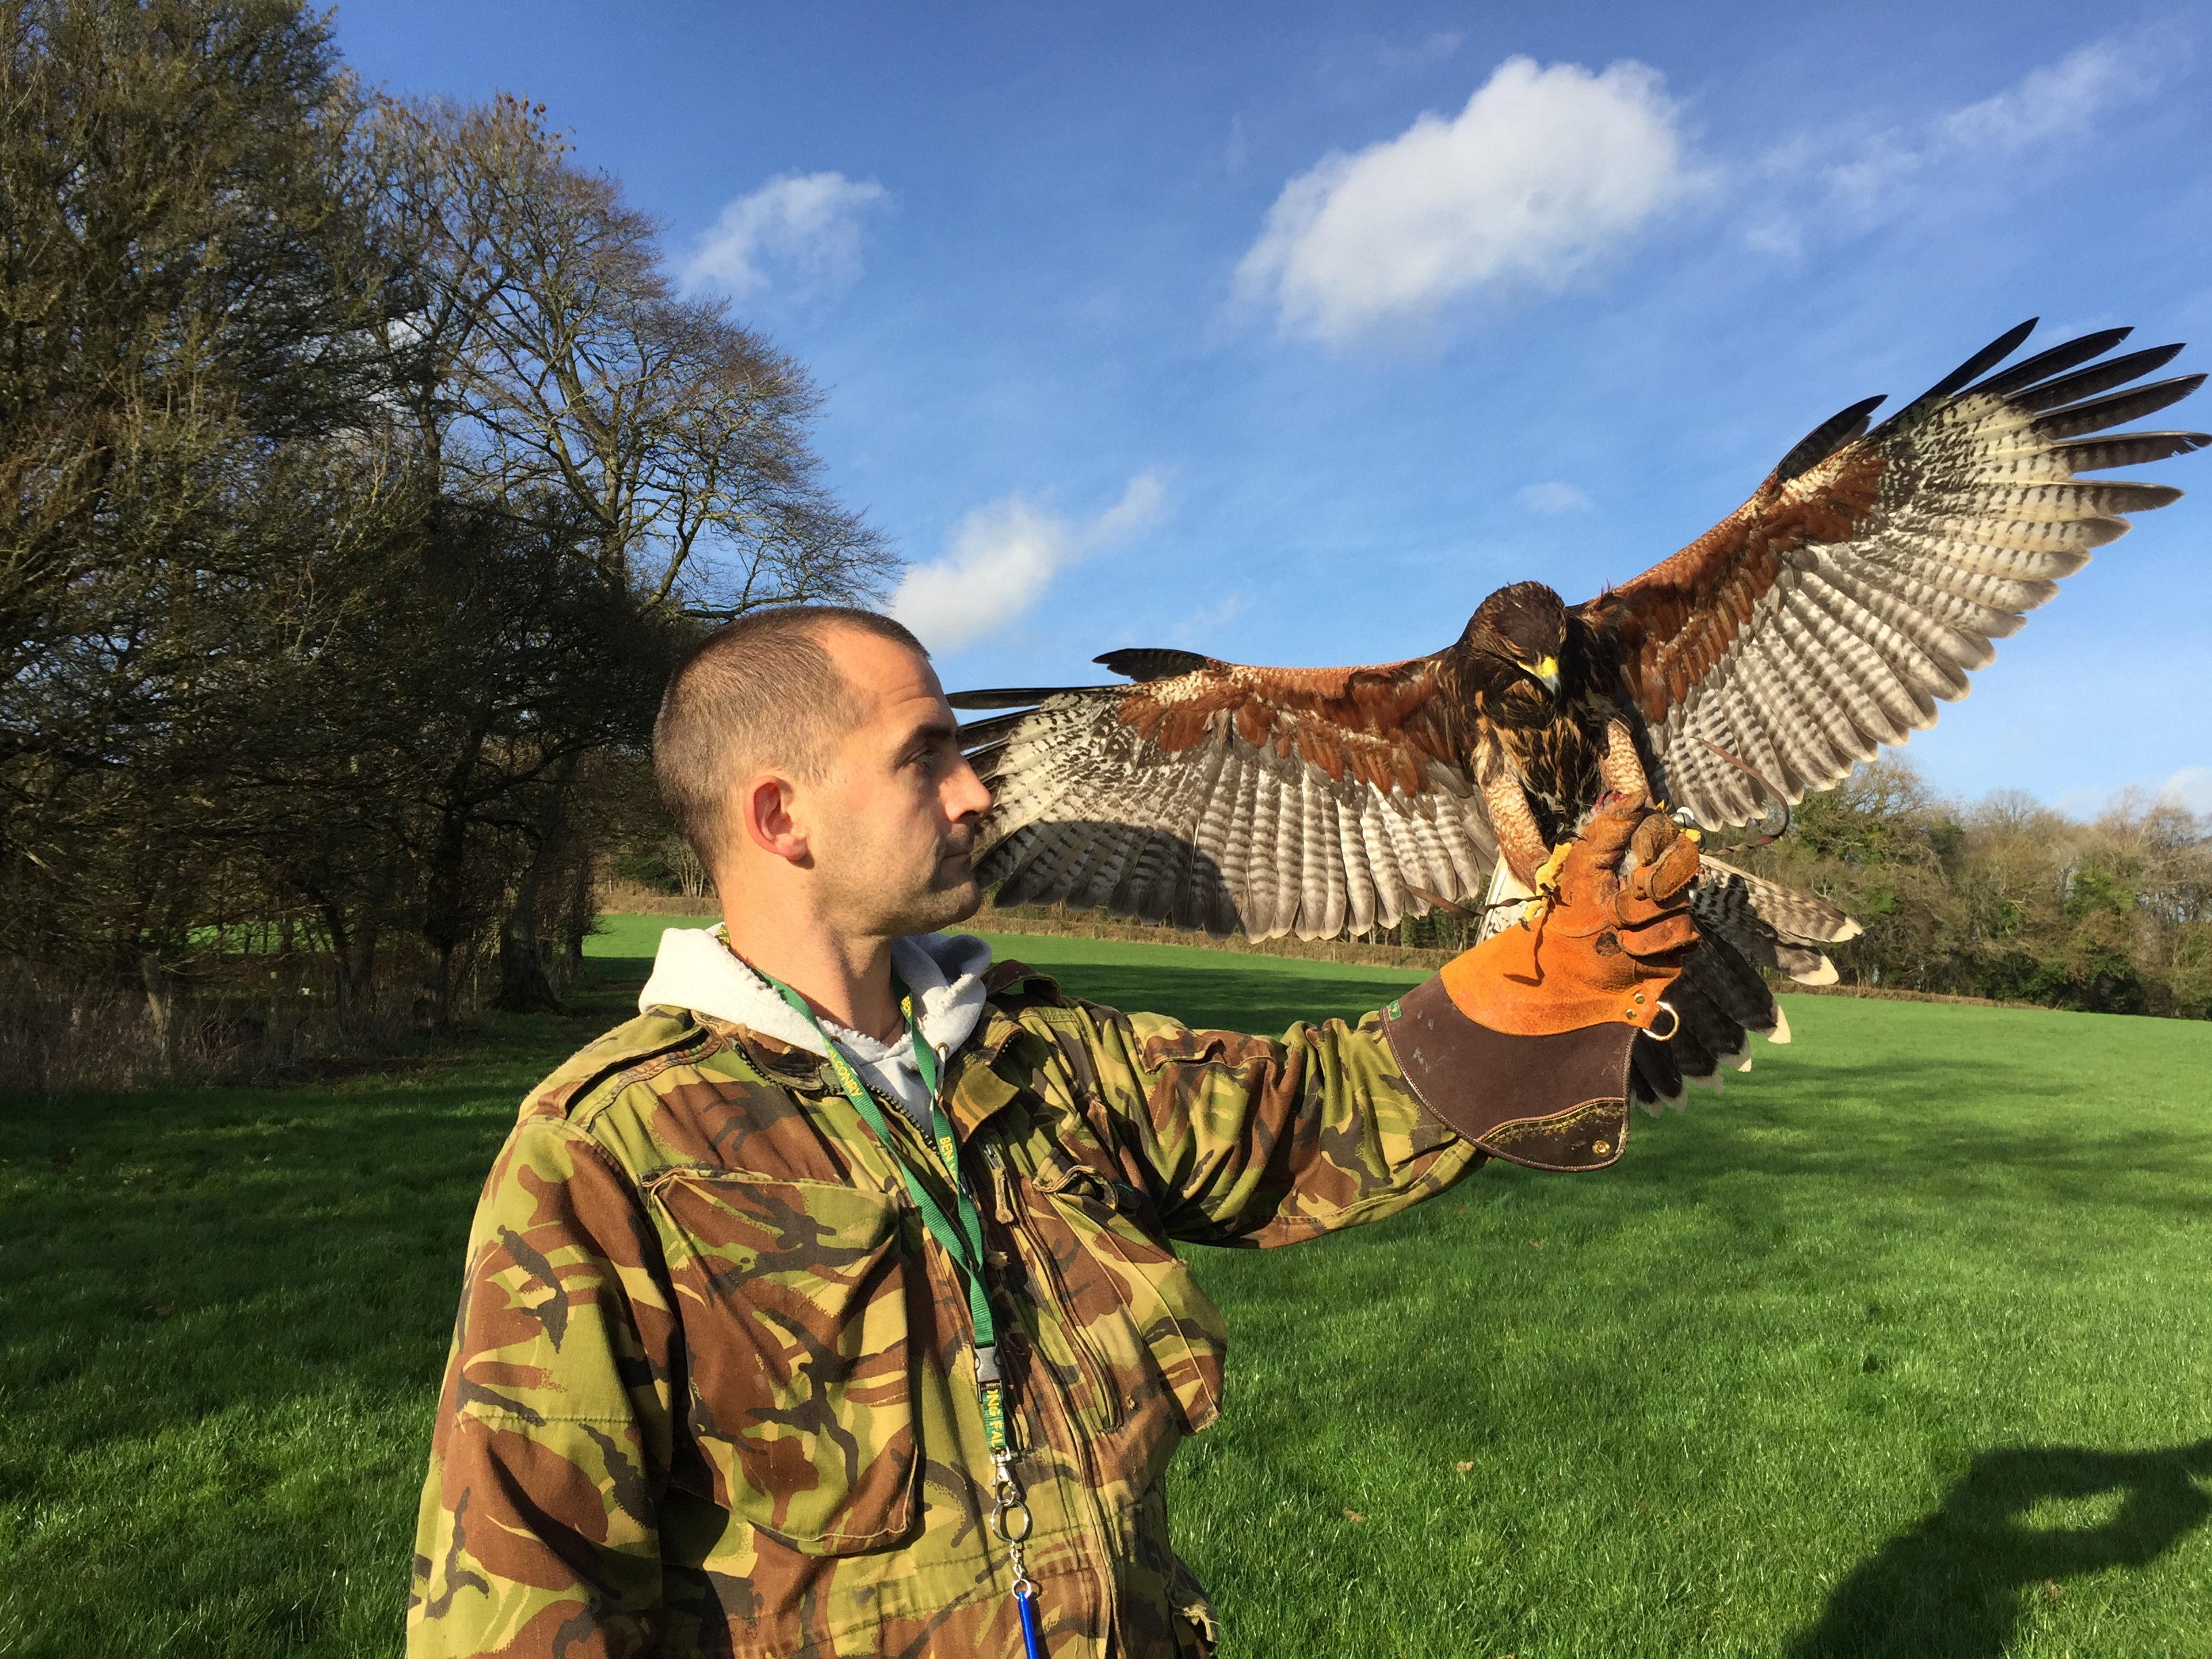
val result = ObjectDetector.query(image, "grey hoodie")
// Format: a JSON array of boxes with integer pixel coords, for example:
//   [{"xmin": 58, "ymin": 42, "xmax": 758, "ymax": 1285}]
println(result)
[{"xmin": 636, "ymin": 926, "xmax": 995, "ymax": 1134}]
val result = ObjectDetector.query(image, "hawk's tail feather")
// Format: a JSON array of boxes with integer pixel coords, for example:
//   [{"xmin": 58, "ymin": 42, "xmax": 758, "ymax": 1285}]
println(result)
[
  {"xmin": 1870, "ymin": 318, "xmax": 2039, "ymax": 439},
  {"xmin": 2005, "ymin": 342, "xmax": 2185, "ymax": 413},
  {"xmin": 1094, "ymin": 647, "xmax": 1214, "ymax": 682},
  {"xmin": 1631, "ymin": 928, "xmax": 1795, "ymax": 1109},
  {"xmin": 947, "ymin": 684, "xmax": 1118, "ymax": 711},
  {"xmin": 2030, "ymin": 373, "xmax": 2206, "ymax": 441},
  {"xmin": 1682, "ymin": 928, "xmax": 1782, "ymax": 1033},
  {"xmin": 954, "ymin": 710, "xmax": 1037, "ymax": 748},
  {"xmin": 1632, "ymin": 1033, "xmax": 1686, "ymax": 1114},
  {"xmin": 1698, "ymin": 857, "xmax": 1861, "ymax": 946}
]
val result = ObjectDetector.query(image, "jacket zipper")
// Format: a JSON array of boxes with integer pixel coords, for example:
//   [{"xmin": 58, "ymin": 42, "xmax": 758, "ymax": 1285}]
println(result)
[
  {"xmin": 979, "ymin": 1137, "xmax": 1017, "ymax": 1222},
  {"xmin": 979, "ymin": 1137, "xmax": 1123, "ymax": 1639},
  {"xmin": 980, "ymin": 1138, "xmax": 1121, "ymax": 1433}
]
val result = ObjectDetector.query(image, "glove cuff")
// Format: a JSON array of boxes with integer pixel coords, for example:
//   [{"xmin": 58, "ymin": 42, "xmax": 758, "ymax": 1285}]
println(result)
[{"xmin": 1381, "ymin": 973, "xmax": 1635, "ymax": 1172}]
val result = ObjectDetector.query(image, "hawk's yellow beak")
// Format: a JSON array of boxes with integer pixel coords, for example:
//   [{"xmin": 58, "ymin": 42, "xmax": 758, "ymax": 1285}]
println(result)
[{"xmin": 1518, "ymin": 655, "xmax": 1561, "ymax": 695}]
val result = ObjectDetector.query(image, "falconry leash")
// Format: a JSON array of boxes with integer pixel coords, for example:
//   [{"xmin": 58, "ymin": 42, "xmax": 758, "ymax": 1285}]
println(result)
[{"xmin": 747, "ymin": 958, "xmax": 1046, "ymax": 1657}]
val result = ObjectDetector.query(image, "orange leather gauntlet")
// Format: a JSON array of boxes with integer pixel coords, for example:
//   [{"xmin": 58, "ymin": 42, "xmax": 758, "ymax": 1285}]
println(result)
[
  {"xmin": 1439, "ymin": 796, "xmax": 1700, "ymax": 1036},
  {"xmin": 1381, "ymin": 798, "xmax": 1700, "ymax": 1174}
]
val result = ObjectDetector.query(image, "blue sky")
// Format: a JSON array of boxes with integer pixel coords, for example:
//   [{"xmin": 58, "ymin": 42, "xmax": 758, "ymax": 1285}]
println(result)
[{"xmin": 336, "ymin": 1, "xmax": 2212, "ymax": 817}]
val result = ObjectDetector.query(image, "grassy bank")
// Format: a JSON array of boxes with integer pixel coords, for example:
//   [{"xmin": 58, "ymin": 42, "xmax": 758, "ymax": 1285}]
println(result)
[{"xmin": 1, "ymin": 920, "xmax": 2207, "ymax": 1655}]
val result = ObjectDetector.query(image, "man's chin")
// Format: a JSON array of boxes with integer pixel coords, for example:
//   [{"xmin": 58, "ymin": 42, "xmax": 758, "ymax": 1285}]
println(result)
[
  {"xmin": 933, "ymin": 876, "xmax": 985, "ymax": 928},
  {"xmin": 888, "ymin": 876, "xmax": 983, "ymax": 937}
]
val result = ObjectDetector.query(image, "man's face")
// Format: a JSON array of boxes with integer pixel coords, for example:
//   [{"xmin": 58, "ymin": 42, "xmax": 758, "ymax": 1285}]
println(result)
[{"xmin": 804, "ymin": 629, "xmax": 994, "ymax": 938}]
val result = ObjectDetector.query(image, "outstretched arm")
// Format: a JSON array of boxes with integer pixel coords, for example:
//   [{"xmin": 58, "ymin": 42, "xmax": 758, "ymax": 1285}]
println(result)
[{"xmin": 1033, "ymin": 798, "xmax": 1700, "ymax": 1246}]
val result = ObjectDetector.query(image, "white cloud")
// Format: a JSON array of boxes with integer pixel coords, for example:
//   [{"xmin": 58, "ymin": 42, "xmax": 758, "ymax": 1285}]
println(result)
[
  {"xmin": 2051, "ymin": 785, "xmax": 2106, "ymax": 821},
  {"xmin": 1942, "ymin": 39, "xmax": 2154, "ymax": 149},
  {"xmin": 2156, "ymin": 766, "xmax": 2212, "ymax": 816},
  {"xmin": 1799, "ymin": 35, "xmax": 2164, "ymax": 227},
  {"xmin": 682, "ymin": 171, "xmax": 888, "ymax": 301},
  {"xmin": 1091, "ymin": 471, "xmax": 1166, "ymax": 541},
  {"xmin": 1168, "ymin": 588, "xmax": 1252, "ymax": 649},
  {"xmin": 1225, "ymin": 113, "xmax": 1251, "ymax": 176},
  {"xmin": 1518, "ymin": 480, "xmax": 1595, "ymax": 514},
  {"xmin": 1236, "ymin": 56, "xmax": 1691, "ymax": 344},
  {"xmin": 1732, "ymin": 33, "xmax": 2173, "ymax": 259},
  {"xmin": 890, "ymin": 472, "xmax": 1167, "ymax": 654},
  {"xmin": 891, "ymin": 501, "xmax": 1072, "ymax": 655},
  {"xmin": 1824, "ymin": 135, "xmax": 1925, "ymax": 211},
  {"xmin": 1742, "ymin": 218, "xmax": 1805, "ymax": 259}
]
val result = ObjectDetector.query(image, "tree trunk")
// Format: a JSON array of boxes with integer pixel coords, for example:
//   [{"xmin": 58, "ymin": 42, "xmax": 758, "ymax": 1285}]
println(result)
[
  {"xmin": 417, "ymin": 802, "xmax": 476, "ymax": 1034},
  {"xmin": 314, "ymin": 878, "xmax": 388, "ymax": 1025},
  {"xmin": 495, "ymin": 758, "xmax": 580, "ymax": 1012},
  {"xmin": 495, "ymin": 842, "xmax": 564, "ymax": 1012},
  {"xmin": 318, "ymin": 899, "xmax": 356, "ymax": 1017},
  {"xmin": 564, "ymin": 840, "xmax": 594, "ymax": 966},
  {"xmin": 344, "ymin": 916, "xmax": 382, "ymax": 1017},
  {"xmin": 139, "ymin": 953, "xmax": 176, "ymax": 1071}
]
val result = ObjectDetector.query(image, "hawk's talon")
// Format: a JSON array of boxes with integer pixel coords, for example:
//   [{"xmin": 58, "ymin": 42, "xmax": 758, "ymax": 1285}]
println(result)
[{"xmin": 1532, "ymin": 841, "xmax": 1572, "ymax": 895}]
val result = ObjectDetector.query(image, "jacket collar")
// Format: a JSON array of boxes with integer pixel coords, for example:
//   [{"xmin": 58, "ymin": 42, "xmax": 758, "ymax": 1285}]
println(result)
[
  {"xmin": 638, "ymin": 924, "xmax": 993, "ymax": 1057},
  {"xmin": 646, "ymin": 937, "xmax": 1061, "ymax": 1141}
]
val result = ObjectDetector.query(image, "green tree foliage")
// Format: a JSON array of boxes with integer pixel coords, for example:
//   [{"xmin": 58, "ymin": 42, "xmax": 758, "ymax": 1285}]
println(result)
[
  {"xmin": 1736, "ymin": 758, "xmax": 2212, "ymax": 1017},
  {"xmin": 1, "ymin": 0, "xmax": 405, "ymax": 964},
  {"xmin": 0, "ymin": 0, "xmax": 893, "ymax": 1072}
]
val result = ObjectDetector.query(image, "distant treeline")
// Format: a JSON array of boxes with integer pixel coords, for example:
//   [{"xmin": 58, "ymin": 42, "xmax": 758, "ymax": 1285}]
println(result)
[
  {"xmin": 2, "ymin": 0, "xmax": 892, "ymax": 1082},
  {"xmin": 1729, "ymin": 759, "xmax": 2211, "ymax": 1019}
]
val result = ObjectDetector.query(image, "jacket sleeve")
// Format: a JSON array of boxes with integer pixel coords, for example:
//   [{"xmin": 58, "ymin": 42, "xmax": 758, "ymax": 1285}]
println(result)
[
  {"xmin": 407, "ymin": 1117, "xmax": 677, "ymax": 1658},
  {"xmin": 1034, "ymin": 995, "xmax": 1486, "ymax": 1248}
]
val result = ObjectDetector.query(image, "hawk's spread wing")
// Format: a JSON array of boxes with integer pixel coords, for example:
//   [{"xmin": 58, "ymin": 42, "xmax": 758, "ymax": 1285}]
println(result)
[
  {"xmin": 951, "ymin": 651, "xmax": 1494, "ymax": 940},
  {"xmin": 1577, "ymin": 321, "xmax": 2207, "ymax": 827}
]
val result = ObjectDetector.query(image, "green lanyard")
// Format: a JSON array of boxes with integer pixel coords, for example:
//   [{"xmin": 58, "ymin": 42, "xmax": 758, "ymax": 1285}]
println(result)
[
  {"xmin": 741, "ymin": 950, "xmax": 1042, "ymax": 1648},
  {"xmin": 755, "ymin": 965, "xmax": 1011, "ymax": 1457}
]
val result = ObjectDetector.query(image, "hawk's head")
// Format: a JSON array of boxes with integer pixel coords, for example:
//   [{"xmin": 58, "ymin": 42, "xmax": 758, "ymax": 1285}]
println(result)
[{"xmin": 1463, "ymin": 581, "xmax": 1568, "ymax": 702}]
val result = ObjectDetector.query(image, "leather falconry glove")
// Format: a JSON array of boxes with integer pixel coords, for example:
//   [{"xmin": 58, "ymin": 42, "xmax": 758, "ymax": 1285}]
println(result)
[
  {"xmin": 1441, "ymin": 794, "xmax": 1700, "ymax": 1037},
  {"xmin": 1382, "ymin": 796, "xmax": 1700, "ymax": 1174}
]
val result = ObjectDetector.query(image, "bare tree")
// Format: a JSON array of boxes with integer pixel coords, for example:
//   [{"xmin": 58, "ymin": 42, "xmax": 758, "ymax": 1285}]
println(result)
[
  {"xmin": 369, "ymin": 94, "xmax": 897, "ymax": 1008},
  {"xmin": 374, "ymin": 93, "xmax": 896, "ymax": 615}
]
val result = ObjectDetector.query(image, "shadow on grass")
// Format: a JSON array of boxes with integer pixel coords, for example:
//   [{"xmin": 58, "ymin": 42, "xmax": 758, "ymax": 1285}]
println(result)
[{"xmin": 1788, "ymin": 1439, "xmax": 2212, "ymax": 1659}]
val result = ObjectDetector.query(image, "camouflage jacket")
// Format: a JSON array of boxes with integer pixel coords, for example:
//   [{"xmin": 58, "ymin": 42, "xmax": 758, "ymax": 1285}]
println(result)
[{"xmin": 409, "ymin": 958, "xmax": 1511, "ymax": 1658}]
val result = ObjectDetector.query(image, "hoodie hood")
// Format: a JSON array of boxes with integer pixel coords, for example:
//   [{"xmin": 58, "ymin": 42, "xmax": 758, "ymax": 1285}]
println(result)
[{"xmin": 638, "ymin": 924, "xmax": 996, "ymax": 1068}]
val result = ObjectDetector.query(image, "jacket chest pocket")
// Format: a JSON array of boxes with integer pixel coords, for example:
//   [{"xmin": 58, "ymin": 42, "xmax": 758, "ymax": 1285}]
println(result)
[
  {"xmin": 1000, "ymin": 1144, "xmax": 1226, "ymax": 1437},
  {"xmin": 648, "ymin": 1169, "xmax": 918, "ymax": 1554}
]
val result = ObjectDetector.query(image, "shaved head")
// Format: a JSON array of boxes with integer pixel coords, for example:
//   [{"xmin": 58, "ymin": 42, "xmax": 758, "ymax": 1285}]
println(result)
[{"xmin": 653, "ymin": 606, "xmax": 928, "ymax": 873}]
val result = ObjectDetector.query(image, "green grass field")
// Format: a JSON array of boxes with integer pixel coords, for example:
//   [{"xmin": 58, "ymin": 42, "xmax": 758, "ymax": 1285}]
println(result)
[{"xmin": 3, "ymin": 918, "xmax": 2209, "ymax": 1657}]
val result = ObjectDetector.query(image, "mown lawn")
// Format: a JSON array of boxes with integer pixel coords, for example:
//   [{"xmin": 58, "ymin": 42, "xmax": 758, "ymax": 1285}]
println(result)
[{"xmin": 2, "ymin": 918, "xmax": 2209, "ymax": 1656}]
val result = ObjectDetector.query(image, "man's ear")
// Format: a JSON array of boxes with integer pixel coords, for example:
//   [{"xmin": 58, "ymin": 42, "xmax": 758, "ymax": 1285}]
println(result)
[{"xmin": 739, "ymin": 773, "xmax": 811, "ymax": 865}]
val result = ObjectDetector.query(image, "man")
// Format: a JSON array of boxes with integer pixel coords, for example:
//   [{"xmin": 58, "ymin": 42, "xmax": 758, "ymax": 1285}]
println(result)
[{"xmin": 408, "ymin": 605, "xmax": 1700, "ymax": 1658}]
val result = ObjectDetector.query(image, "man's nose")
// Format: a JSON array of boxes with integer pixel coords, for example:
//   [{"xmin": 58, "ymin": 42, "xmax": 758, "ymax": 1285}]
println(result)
[{"xmin": 948, "ymin": 755, "xmax": 993, "ymax": 817}]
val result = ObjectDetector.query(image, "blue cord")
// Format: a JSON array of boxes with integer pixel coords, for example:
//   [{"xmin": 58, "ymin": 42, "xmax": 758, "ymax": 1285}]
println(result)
[{"xmin": 1016, "ymin": 1583, "xmax": 1045, "ymax": 1658}]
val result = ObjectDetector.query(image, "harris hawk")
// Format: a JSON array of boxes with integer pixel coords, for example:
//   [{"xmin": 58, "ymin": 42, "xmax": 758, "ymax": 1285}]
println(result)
[{"xmin": 949, "ymin": 321, "xmax": 2207, "ymax": 1105}]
